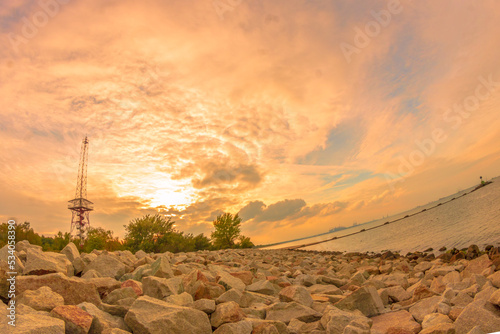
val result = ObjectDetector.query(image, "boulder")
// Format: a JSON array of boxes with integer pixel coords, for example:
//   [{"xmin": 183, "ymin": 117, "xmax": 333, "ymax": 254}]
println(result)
[
  {"xmin": 217, "ymin": 271, "xmax": 246, "ymax": 291},
  {"xmin": 78, "ymin": 302, "xmax": 130, "ymax": 333},
  {"xmin": 279, "ymin": 285, "xmax": 313, "ymax": 307},
  {"xmin": 408, "ymin": 295, "xmax": 442, "ymax": 323},
  {"xmin": 0, "ymin": 312, "xmax": 65, "ymax": 333},
  {"xmin": 422, "ymin": 313, "xmax": 452, "ymax": 329},
  {"xmin": 17, "ymin": 272, "xmax": 101, "ymax": 306},
  {"xmin": 489, "ymin": 289, "xmax": 500, "ymax": 306},
  {"xmin": 15, "ymin": 286, "xmax": 64, "ymax": 311},
  {"xmin": 121, "ymin": 279, "xmax": 143, "ymax": 296},
  {"xmin": 419, "ymin": 323, "xmax": 456, "ymax": 334},
  {"xmin": 50, "ymin": 305, "xmax": 93, "ymax": 334},
  {"xmin": 0, "ymin": 244, "xmax": 25, "ymax": 274},
  {"xmin": 164, "ymin": 291, "xmax": 194, "ymax": 306},
  {"xmin": 103, "ymin": 287, "xmax": 138, "ymax": 305},
  {"xmin": 454, "ymin": 299, "xmax": 500, "ymax": 334},
  {"xmin": 82, "ymin": 254, "xmax": 126, "ymax": 280},
  {"xmin": 462, "ymin": 255, "xmax": 492, "ymax": 278},
  {"xmin": 211, "ymin": 301, "xmax": 246, "ymax": 328},
  {"xmin": 487, "ymin": 270, "xmax": 500, "ymax": 288},
  {"xmin": 150, "ymin": 255, "xmax": 174, "ymax": 278},
  {"xmin": 247, "ymin": 280, "xmax": 276, "ymax": 295},
  {"xmin": 213, "ymin": 320, "xmax": 253, "ymax": 333},
  {"xmin": 321, "ymin": 306, "xmax": 370, "ymax": 334},
  {"xmin": 266, "ymin": 302, "xmax": 321, "ymax": 324},
  {"xmin": 230, "ymin": 271, "xmax": 254, "ymax": 285},
  {"xmin": 15, "ymin": 240, "xmax": 43, "ymax": 253},
  {"xmin": 135, "ymin": 250, "xmax": 148, "ymax": 260},
  {"xmin": 24, "ymin": 249, "xmax": 73, "ymax": 276},
  {"xmin": 193, "ymin": 298, "xmax": 216, "ymax": 314},
  {"xmin": 334, "ymin": 285, "xmax": 385, "ymax": 317},
  {"xmin": 61, "ymin": 242, "xmax": 81, "ymax": 263},
  {"xmin": 87, "ymin": 277, "xmax": 122, "ymax": 298},
  {"xmin": 217, "ymin": 288, "xmax": 244, "ymax": 305},
  {"xmin": 307, "ymin": 284, "xmax": 342, "ymax": 296},
  {"xmin": 385, "ymin": 285, "xmax": 412, "ymax": 303},
  {"xmin": 124, "ymin": 295, "xmax": 212, "ymax": 334},
  {"xmin": 371, "ymin": 310, "xmax": 421, "ymax": 334}
]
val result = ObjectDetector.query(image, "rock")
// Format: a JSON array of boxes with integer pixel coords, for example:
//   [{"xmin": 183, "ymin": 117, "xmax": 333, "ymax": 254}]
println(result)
[
  {"xmin": 321, "ymin": 306, "xmax": 370, "ymax": 334},
  {"xmin": 61, "ymin": 242, "xmax": 81, "ymax": 263},
  {"xmin": 149, "ymin": 255, "xmax": 174, "ymax": 278},
  {"xmin": 211, "ymin": 301, "xmax": 246, "ymax": 328},
  {"xmin": 213, "ymin": 320, "xmax": 253, "ymax": 333},
  {"xmin": 78, "ymin": 302, "xmax": 130, "ymax": 333},
  {"xmin": 87, "ymin": 277, "xmax": 122, "ymax": 298},
  {"xmin": 409, "ymin": 295, "xmax": 442, "ymax": 323},
  {"xmin": 0, "ymin": 312, "xmax": 65, "ymax": 333},
  {"xmin": 454, "ymin": 299, "xmax": 500, "ymax": 334},
  {"xmin": 24, "ymin": 248, "xmax": 73, "ymax": 276},
  {"xmin": 246, "ymin": 318, "xmax": 288, "ymax": 334},
  {"xmin": 15, "ymin": 286, "xmax": 64, "ymax": 312},
  {"xmin": 414, "ymin": 262, "xmax": 433, "ymax": 272},
  {"xmin": 462, "ymin": 255, "xmax": 492, "ymax": 278},
  {"xmin": 193, "ymin": 298, "xmax": 217, "ymax": 314},
  {"xmin": 103, "ymin": 287, "xmax": 138, "ymax": 305},
  {"xmin": 385, "ymin": 286, "xmax": 412, "ymax": 303},
  {"xmin": 466, "ymin": 245, "xmax": 480, "ymax": 260},
  {"xmin": 451, "ymin": 291, "xmax": 473, "ymax": 307},
  {"xmin": 15, "ymin": 240, "xmax": 43, "ymax": 253},
  {"xmin": 422, "ymin": 313, "xmax": 452, "ymax": 329},
  {"xmin": 489, "ymin": 289, "xmax": 500, "ymax": 305},
  {"xmin": 419, "ymin": 323, "xmax": 456, "ymax": 334},
  {"xmin": 487, "ymin": 270, "xmax": 500, "ymax": 288},
  {"xmin": 247, "ymin": 280, "xmax": 276, "ymax": 295},
  {"xmin": 217, "ymin": 271, "xmax": 246, "ymax": 291},
  {"xmin": 17, "ymin": 272, "xmax": 101, "ymax": 306},
  {"xmin": 279, "ymin": 285, "xmax": 313, "ymax": 307},
  {"xmin": 0, "ymin": 244, "xmax": 25, "ymax": 274},
  {"xmin": 82, "ymin": 254, "xmax": 126, "ymax": 280},
  {"xmin": 135, "ymin": 250, "xmax": 148, "ymax": 260},
  {"xmin": 217, "ymin": 288, "xmax": 244, "ymax": 305},
  {"xmin": 411, "ymin": 285, "xmax": 438, "ymax": 302},
  {"xmin": 371, "ymin": 310, "xmax": 421, "ymax": 334},
  {"xmin": 165, "ymin": 291, "xmax": 194, "ymax": 306},
  {"xmin": 266, "ymin": 302, "xmax": 321, "ymax": 324},
  {"xmin": 125, "ymin": 295, "xmax": 212, "ymax": 333},
  {"xmin": 344, "ymin": 318, "xmax": 372, "ymax": 334},
  {"xmin": 50, "ymin": 305, "xmax": 93, "ymax": 334},
  {"xmin": 307, "ymin": 284, "xmax": 342, "ymax": 296},
  {"xmin": 101, "ymin": 329, "xmax": 132, "ymax": 334},
  {"xmin": 82, "ymin": 269, "xmax": 102, "ymax": 279},
  {"xmin": 473, "ymin": 286, "xmax": 497, "ymax": 301},
  {"xmin": 230, "ymin": 271, "xmax": 254, "ymax": 285},
  {"xmin": 465, "ymin": 326, "xmax": 485, "ymax": 334},
  {"xmin": 121, "ymin": 279, "xmax": 143, "ymax": 296},
  {"xmin": 142, "ymin": 276, "xmax": 180, "ymax": 299},
  {"xmin": 334, "ymin": 285, "xmax": 385, "ymax": 317}
]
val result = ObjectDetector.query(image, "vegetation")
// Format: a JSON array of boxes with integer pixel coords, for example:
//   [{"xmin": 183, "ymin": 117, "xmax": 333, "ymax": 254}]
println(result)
[{"xmin": 0, "ymin": 212, "xmax": 253, "ymax": 253}]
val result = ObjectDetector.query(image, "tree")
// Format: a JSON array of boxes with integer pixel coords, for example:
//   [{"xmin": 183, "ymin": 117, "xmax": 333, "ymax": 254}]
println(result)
[
  {"xmin": 193, "ymin": 233, "xmax": 212, "ymax": 251},
  {"xmin": 123, "ymin": 214, "xmax": 175, "ymax": 253},
  {"xmin": 237, "ymin": 235, "xmax": 254, "ymax": 249},
  {"xmin": 83, "ymin": 227, "xmax": 121, "ymax": 252},
  {"xmin": 211, "ymin": 213, "xmax": 242, "ymax": 249}
]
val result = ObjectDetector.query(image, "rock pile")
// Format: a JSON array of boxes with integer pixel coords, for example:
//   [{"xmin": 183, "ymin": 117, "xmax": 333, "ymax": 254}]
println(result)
[{"xmin": 1, "ymin": 240, "xmax": 500, "ymax": 333}]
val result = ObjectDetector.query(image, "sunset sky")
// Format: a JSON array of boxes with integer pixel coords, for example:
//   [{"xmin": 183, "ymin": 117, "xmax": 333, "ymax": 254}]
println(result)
[{"xmin": 1, "ymin": 0, "xmax": 500, "ymax": 245}]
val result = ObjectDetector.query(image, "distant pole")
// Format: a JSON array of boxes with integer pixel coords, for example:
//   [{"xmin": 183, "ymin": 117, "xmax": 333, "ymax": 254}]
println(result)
[{"xmin": 68, "ymin": 137, "xmax": 93, "ymax": 247}]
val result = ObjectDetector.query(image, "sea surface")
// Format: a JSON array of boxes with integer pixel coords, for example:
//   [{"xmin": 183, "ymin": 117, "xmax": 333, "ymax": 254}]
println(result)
[{"xmin": 263, "ymin": 176, "xmax": 500, "ymax": 255}]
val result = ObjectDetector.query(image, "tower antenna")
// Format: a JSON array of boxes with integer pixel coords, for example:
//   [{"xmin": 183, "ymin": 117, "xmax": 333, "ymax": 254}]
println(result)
[{"xmin": 68, "ymin": 136, "xmax": 93, "ymax": 246}]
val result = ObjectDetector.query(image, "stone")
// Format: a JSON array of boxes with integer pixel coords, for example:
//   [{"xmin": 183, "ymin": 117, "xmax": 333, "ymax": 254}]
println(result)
[
  {"xmin": 454, "ymin": 299, "xmax": 500, "ymax": 334},
  {"xmin": 103, "ymin": 287, "xmax": 138, "ymax": 305},
  {"xmin": 121, "ymin": 279, "xmax": 143, "ymax": 296},
  {"xmin": 419, "ymin": 323, "xmax": 456, "ymax": 334},
  {"xmin": 217, "ymin": 271, "xmax": 246, "ymax": 291},
  {"xmin": 149, "ymin": 255, "xmax": 174, "ymax": 278},
  {"xmin": 411, "ymin": 285, "xmax": 438, "ymax": 302},
  {"xmin": 321, "ymin": 306, "xmax": 369, "ymax": 334},
  {"xmin": 78, "ymin": 302, "xmax": 130, "ymax": 333},
  {"xmin": 125, "ymin": 295, "xmax": 212, "ymax": 334},
  {"xmin": 17, "ymin": 272, "xmax": 101, "ymax": 306},
  {"xmin": 465, "ymin": 326, "xmax": 485, "ymax": 334},
  {"xmin": 15, "ymin": 240, "xmax": 43, "ymax": 253},
  {"xmin": 422, "ymin": 313, "xmax": 452, "ymax": 329},
  {"xmin": 344, "ymin": 318, "xmax": 372, "ymax": 334},
  {"xmin": 247, "ymin": 280, "xmax": 276, "ymax": 295},
  {"xmin": 61, "ymin": 242, "xmax": 81, "ymax": 263},
  {"xmin": 87, "ymin": 277, "xmax": 122, "ymax": 298},
  {"xmin": 82, "ymin": 269, "xmax": 102, "ymax": 279},
  {"xmin": 50, "ymin": 305, "xmax": 93, "ymax": 334},
  {"xmin": 24, "ymin": 249, "xmax": 73, "ymax": 276},
  {"xmin": 487, "ymin": 270, "xmax": 500, "ymax": 288},
  {"xmin": 211, "ymin": 301, "xmax": 246, "ymax": 328},
  {"xmin": 279, "ymin": 285, "xmax": 313, "ymax": 307},
  {"xmin": 134, "ymin": 250, "xmax": 147, "ymax": 259},
  {"xmin": 408, "ymin": 296, "xmax": 442, "ymax": 323},
  {"xmin": 334, "ymin": 285, "xmax": 385, "ymax": 317},
  {"xmin": 0, "ymin": 244, "xmax": 25, "ymax": 274},
  {"xmin": 15, "ymin": 286, "xmax": 64, "ymax": 312},
  {"xmin": 385, "ymin": 286, "xmax": 412, "ymax": 303},
  {"xmin": 230, "ymin": 271, "xmax": 254, "ymax": 285},
  {"xmin": 414, "ymin": 262, "xmax": 433, "ymax": 272},
  {"xmin": 266, "ymin": 302, "xmax": 321, "ymax": 324},
  {"xmin": 142, "ymin": 276, "xmax": 180, "ymax": 299},
  {"xmin": 0, "ymin": 312, "xmax": 65, "ymax": 333},
  {"xmin": 307, "ymin": 284, "xmax": 342, "ymax": 296},
  {"xmin": 217, "ymin": 288, "xmax": 244, "ymax": 305},
  {"xmin": 465, "ymin": 245, "xmax": 480, "ymax": 260},
  {"xmin": 488, "ymin": 288, "xmax": 500, "ymax": 305},
  {"xmin": 451, "ymin": 291, "xmax": 473, "ymax": 307},
  {"xmin": 213, "ymin": 320, "xmax": 253, "ymax": 334},
  {"xmin": 165, "ymin": 291, "xmax": 194, "ymax": 306},
  {"xmin": 82, "ymin": 254, "xmax": 126, "ymax": 280},
  {"xmin": 101, "ymin": 329, "xmax": 132, "ymax": 334},
  {"xmin": 462, "ymin": 255, "xmax": 492, "ymax": 278},
  {"xmin": 193, "ymin": 298, "xmax": 216, "ymax": 314},
  {"xmin": 246, "ymin": 318, "xmax": 288, "ymax": 334},
  {"xmin": 371, "ymin": 310, "xmax": 421, "ymax": 334}
]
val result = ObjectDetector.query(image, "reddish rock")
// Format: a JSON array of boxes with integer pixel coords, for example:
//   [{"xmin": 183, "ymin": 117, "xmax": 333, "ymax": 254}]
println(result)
[
  {"xmin": 195, "ymin": 282, "xmax": 226, "ymax": 300},
  {"xmin": 371, "ymin": 310, "xmax": 421, "ymax": 334},
  {"xmin": 448, "ymin": 307, "xmax": 464, "ymax": 321},
  {"xmin": 51, "ymin": 305, "xmax": 93, "ymax": 334},
  {"xmin": 230, "ymin": 271, "xmax": 254, "ymax": 285},
  {"xmin": 278, "ymin": 281, "xmax": 291, "ymax": 288},
  {"xmin": 412, "ymin": 285, "xmax": 438, "ymax": 302},
  {"xmin": 211, "ymin": 301, "xmax": 246, "ymax": 328},
  {"xmin": 121, "ymin": 279, "xmax": 143, "ymax": 296}
]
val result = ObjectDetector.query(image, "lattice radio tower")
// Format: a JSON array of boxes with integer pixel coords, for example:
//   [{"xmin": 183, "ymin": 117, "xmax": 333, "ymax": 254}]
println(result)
[{"xmin": 68, "ymin": 136, "xmax": 93, "ymax": 245}]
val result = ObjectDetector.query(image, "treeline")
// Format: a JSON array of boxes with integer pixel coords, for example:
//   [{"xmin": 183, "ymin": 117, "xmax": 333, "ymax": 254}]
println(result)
[{"xmin": 0, "ymin": 213, "xmax": 253, "ymax": 253}]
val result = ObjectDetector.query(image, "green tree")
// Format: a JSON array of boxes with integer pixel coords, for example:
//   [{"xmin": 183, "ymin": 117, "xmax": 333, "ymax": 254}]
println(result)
[
  {"xmin": 237, "ymin": 235, "xmax": 254, "ymax": 249},
  {"xmin": 193, "ymin": 233, "xmax": 212, "ymax": 251},
  {"xmin": 124, "ymin": 214, "xmax": 175, "ymax": 253},
  {"xmin": 83, "ymin": 227, "xmax": 121, "ymax": 252},
  {"xmin": 211, "ymin": 213, "xmax": 242, "ymax": 249}
]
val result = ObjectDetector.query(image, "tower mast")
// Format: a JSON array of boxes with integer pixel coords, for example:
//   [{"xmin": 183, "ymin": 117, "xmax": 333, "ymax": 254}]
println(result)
[{"xmin": 68, "ymin": 136, "xmax": 93, "ymax": 246}]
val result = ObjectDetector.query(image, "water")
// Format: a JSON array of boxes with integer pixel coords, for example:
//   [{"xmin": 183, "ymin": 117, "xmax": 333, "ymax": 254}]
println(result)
[{"xmin": 263, "ymin": 177, "xmax": 500, "ymax": 254}]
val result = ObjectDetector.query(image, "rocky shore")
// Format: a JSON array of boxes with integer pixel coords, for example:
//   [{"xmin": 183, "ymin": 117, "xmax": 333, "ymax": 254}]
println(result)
[{"xmin": 1, "ymin": 241, "xmax": 500, "ymax": 334}]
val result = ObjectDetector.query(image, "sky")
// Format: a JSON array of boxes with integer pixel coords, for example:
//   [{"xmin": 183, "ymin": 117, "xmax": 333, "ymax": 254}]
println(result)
[{"xmin": 1, "ymin": 0, "xmax": 500, "ymax": 245}]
